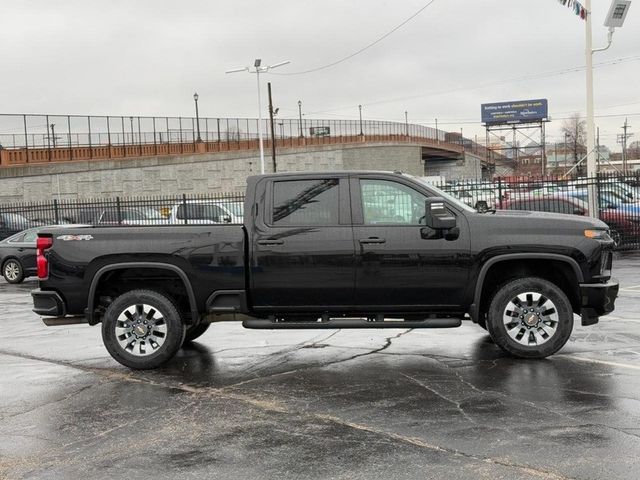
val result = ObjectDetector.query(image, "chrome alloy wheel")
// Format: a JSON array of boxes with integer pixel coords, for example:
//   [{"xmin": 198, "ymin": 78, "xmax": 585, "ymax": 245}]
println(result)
[
  {"xmin": 503, "ymin": 292, "xmax": 559, "ymax": 347},
  {"xmin": 115, "ymin": 304, "xmax": 167, "ymax": 356},
  {"xmin": 4, "ymin": 261, "xmax": 20, "ymax": 281}
]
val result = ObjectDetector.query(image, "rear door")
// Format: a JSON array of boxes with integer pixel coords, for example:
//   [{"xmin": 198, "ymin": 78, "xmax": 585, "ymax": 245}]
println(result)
[
  {"xmin": 250, "ymin": 175, "xmax": 356, "ymax": 311},
  {"xmin": 351, "ymin": 175, "xmax": 471, "ymax": 310}
]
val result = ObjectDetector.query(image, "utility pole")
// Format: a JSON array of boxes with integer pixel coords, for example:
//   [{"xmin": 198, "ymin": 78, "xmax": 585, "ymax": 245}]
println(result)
[
  {"xmin": 618, "ymin": 118, "xmax": 633, "ymax": 173},
  {"xmin": 267, "ymin": 82, "xmax": 277, "ymax": 173}
]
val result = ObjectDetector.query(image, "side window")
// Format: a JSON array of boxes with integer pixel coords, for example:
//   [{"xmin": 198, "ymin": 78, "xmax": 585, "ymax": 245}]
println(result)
[
  {"xmin": 272, "ymin": 179, "xmax": 339, "ymax": 226},
  {"xmin": 7, "ymin": 233, "xmax": 26, "ymax": 243},
  {"xmin": 360, "ymin": 179, "xmax": 427, "ymax": 225},
  {"xmin": 23, "ymin": 231, "xmax": 38, "ymax": 242}
]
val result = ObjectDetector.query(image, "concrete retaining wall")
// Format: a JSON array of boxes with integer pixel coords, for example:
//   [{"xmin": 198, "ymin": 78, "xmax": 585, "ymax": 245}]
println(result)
[{"xmin": 0, "ymin": 143, "xmax": 424, "ymax": 203}]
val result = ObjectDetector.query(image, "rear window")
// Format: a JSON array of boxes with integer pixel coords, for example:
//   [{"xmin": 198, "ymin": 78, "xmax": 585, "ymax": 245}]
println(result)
[{"xmin": 272, "ymin": 179, "xmax": 339, "ymax": 226}]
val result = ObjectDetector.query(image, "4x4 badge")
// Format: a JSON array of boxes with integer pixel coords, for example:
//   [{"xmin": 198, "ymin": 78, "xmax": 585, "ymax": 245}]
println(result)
[{"xmin": 56, "ymin": 234, "xmax": 94, "ymax": 241}]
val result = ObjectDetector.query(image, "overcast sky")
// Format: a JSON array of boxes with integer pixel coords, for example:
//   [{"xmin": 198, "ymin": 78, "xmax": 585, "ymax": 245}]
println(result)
[{"xmin": 1, "ymin": 0, "xmax": 639, "ymax": 149}]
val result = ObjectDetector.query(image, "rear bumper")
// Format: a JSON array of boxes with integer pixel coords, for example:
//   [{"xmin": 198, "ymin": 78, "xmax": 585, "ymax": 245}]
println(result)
[
  {"xmin": 31, "ymin": 289, "xmax": 66, "ymax": 317},
  {"xmin": 579, "ymin": 279, "xmax": 619, "ymax": 326}
]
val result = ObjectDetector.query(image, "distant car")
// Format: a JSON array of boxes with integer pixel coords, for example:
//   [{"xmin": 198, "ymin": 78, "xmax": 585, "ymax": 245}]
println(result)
[
  {"xmin": 448, "ymin": 186, "xmax": 496, "ymax": 210},
  {"xmin": 502, "ymin": 194, "xmax": 588, "ymax": 216},
  {"xmin": 167, "ymin": 200, "xmax": 244, "ymax": 224},
  {"xmin": 64, "ymin": 207, "xmax": 167, "ymax": 225},
  {"xmin": 0, "ymin": 225, "xmax": 85, "ymax": 283},
  {"xmin": 0, "ymin": 213, "xmax": 41, "ymax": 241}
]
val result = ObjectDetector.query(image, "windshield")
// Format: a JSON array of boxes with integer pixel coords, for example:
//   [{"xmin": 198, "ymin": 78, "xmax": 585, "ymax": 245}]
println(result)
[
  {"xmin": 225, "ymin": 202, "xmax": 244, "ymax": 217},
  {"xmin": 410, "ymin": 176, "xmax": 476, "ymax": 213}
]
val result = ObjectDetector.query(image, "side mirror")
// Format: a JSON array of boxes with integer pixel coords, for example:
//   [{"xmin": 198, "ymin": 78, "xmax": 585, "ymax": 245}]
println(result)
[
  {"xmin": 573, "ymin": 208, "xmax": 585, "ymax": 216},
  {"xmin": 475, "ymin": 200, "xmax": 489, "ymax": 213},
  {"xmin": 424, "ymin": 197, "xmax": 456, "ymax": 230},
  {"xmin": 222, "ymin": 215, "xmax": 232, "ymax": 224}
]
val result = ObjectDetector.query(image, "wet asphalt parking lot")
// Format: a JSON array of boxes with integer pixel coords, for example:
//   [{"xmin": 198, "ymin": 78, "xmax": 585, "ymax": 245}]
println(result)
[{"xmin": 1, "ymin": 255, "xmax": 640, "ymax": 480}]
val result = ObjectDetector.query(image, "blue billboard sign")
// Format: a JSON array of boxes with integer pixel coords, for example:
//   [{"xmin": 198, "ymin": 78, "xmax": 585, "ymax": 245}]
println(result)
[{"xmin": 481, "ymin": 99, "xmax": 548, "ymax": 125}]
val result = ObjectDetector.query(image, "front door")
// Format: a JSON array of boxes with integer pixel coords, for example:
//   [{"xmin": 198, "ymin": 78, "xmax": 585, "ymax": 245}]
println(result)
[
  {"xmin": 352, "ymin": 176, "xmax": 471, "ymax": 311},
  {"xmin": 250, "ymin": 176, "xmax": 355, "ymax": 311}
]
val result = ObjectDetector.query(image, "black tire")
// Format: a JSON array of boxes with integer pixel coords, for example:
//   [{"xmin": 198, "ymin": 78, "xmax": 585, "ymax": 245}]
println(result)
[
  {"xmin": 183, "ymin": 323, "xmax": 210, "ymax": 343},
  {"xmin": 3, "ymin": 259, "xmax": 25, "ymax": 284},
  {"xmin": 101, "ymin": 289, "xmax": 186, "ymax": 369},
  {"xmin": 486, "ymin": 277, "xmax": 573, "ymax": 359},
  {"xmin": 476, "ymin": 318, "xmax": 487, "ymax": 330}
]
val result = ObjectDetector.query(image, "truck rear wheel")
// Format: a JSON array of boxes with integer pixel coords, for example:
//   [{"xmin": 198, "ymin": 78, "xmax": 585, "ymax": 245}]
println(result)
[
  {"xmin": 486, "ymin": 277, "xmax": 573, "ymax": 359},
  {"xmin": 101, "ymin": 289, "xmax": 186, "ymax": 369}
]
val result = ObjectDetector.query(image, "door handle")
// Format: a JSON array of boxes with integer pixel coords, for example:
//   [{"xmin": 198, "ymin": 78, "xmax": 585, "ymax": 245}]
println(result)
[
  {"xmin": 17, "ymin": 248, "xmax": 25, "ymax": 252},
  {"xmin": 359, "ymin": 237, "xmax": 386, "ymax": 245},
  {"xmin": 257, "ymin": 239, "xmax": 284, "ymax": 246}
]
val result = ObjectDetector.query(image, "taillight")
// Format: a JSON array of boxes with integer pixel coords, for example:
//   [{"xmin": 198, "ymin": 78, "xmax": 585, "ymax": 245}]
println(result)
[{"xmin": 37, "ymin": 236, "xmax": 53, "ymax": 279}]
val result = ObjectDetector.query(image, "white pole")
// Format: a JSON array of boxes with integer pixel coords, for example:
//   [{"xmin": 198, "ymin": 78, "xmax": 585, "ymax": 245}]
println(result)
[
  {"xmin": 256, "ymin": 69, "xmax": 265, "ymax": 174},
  {"xmin": 585, "ymin": 0, "xmax": 598, "ymax": 216}
]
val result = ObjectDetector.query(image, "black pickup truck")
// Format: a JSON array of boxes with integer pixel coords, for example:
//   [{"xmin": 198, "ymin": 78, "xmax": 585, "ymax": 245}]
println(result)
[{"xmin": 32, "ymin": 171, "xmax": 619, "ymax": 369}]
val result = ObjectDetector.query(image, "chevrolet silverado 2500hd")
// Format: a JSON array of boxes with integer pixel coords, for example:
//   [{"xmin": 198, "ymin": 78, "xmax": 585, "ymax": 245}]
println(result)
[{"xmin": 31, "ymin": 171, "xmax": 618, "ymax": 369}]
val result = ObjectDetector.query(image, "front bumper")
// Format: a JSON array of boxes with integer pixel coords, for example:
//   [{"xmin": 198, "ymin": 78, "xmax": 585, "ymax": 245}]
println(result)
[
  {"xmin": 32, "ymin": 289, "xmax": 66, "ymax": 317},
  {"xmin": 579, "ymin": 279, "xmax": 619, "ymax": 326}
]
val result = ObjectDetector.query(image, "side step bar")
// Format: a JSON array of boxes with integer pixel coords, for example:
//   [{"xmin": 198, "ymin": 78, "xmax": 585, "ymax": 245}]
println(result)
[
  {"xmin": 42, "ymin": 316, "xmax": 88, "ymax": 326},
  {"xmin": 243, "ymin": 318, "xmax": 462, "ymax": 329}
]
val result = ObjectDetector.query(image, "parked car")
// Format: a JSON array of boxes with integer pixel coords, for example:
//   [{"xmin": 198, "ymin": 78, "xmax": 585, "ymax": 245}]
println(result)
[
  {"xmin": 32, "ymin": 171, "xmax": 617, "ymax": 369},
  {"xmin": 0, "ymin": 213, "xmax": 41, "ymax": 241},
  {"xmin": 1, "ymin": 225, "xmax": 85, "ymax": 283},
  {"xmin": 167, "ymin": 200, "xmax": 243, "ymax": 224},
  {"xmin": 502, "ymin": 194, "xmax": 588, "ymax": 216},
  {"xmin": 447, "ymin": 185, "xmax": 497, "ymax": 211},
  {"xmin": 65, "ymin": 207, "xmax": 167, "ymax": 225}
]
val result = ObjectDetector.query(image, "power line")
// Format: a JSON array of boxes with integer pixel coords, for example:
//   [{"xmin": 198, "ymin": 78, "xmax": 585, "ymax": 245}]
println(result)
[
  {"xmin": 269, "ymin": 0, "xmax": 438, "ymax": 76},
  {"xmin": 305, "ymin": 54, "xmax": 640, "ymax": 115}
]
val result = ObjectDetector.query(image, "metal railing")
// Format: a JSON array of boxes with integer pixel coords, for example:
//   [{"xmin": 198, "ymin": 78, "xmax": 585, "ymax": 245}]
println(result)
[
  {"xmin": 0, "ymin": 113, "xmax": 487, "ymax": 166},
  {"xmin": 1, "ymin": 173, "xmax": 639, "ymax": 249},
  {"xmin": 0, "ymin": 192, "xmax": 246, "ymax": 241}
]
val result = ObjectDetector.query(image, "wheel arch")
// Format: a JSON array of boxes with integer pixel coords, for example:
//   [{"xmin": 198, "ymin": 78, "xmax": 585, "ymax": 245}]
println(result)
[
  {"xmin": 87, "ymin": 262, "xmax": 199, "ymax": 325},
  {"xmin": 470, "ymin": 253, "xmax": 584, "ymax": 323}
]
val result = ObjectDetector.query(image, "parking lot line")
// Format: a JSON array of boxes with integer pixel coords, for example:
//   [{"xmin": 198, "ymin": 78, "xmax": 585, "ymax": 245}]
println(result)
[{"xmin": 560, "ymin": 355, "xmax": 640, "ymax": 371}]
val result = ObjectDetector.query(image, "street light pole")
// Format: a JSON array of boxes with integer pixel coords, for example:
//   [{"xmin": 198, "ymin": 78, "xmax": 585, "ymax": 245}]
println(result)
[
  {"xmin": 298, "ymin": 100, "xmax": 304, "ymax": 138},
  {"xmin": 193, "ymin": 92, "xmax": 202, "ymax": 142},
  {"xmin": 226, "ymin": 59, "xmax": 290, "ymax": 174},
  {"xmin": 405, "ymin": 110, "xmax": 408, "ymax": 136},
  {"xmin": 358, "ymin": 105, "xmax": 363, "ymax": 136},
  {"xmin": 585, "ymin": 0, "xmax": 631, "ymax": 215}
]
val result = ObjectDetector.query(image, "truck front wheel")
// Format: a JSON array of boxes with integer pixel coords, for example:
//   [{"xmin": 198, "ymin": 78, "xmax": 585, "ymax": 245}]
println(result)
[
  {"xmin": 486, "ymin": 277, "xmax": 573, "ymax": 359},
  {"xmin": 101, "ymin": 289, "xmax": 186, "ymax": 369}
]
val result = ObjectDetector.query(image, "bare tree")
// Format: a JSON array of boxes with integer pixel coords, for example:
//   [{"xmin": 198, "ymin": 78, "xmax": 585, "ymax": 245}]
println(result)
[{"xmin": 561, "ymin": 113, "xmax": 586, "ymax": 175}]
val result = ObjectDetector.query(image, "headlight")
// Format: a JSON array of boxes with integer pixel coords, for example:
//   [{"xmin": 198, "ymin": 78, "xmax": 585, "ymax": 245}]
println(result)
[{"xmin": 584, "ymin": 229, "xmax": 611, "ymax": 240}]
